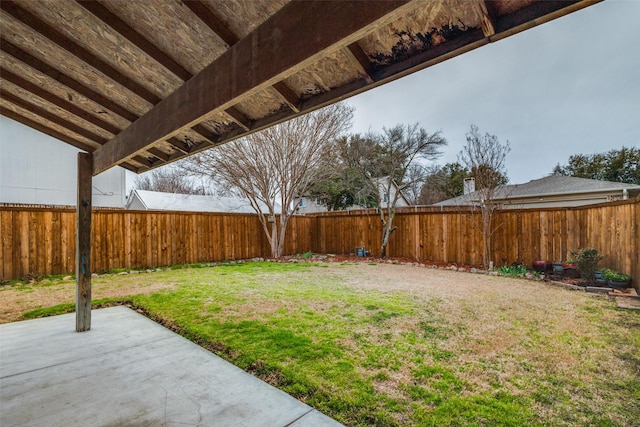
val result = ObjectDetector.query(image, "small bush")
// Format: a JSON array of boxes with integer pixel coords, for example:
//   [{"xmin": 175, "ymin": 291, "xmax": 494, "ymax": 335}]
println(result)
[
  {"xmin": 496, "ymin": 264, "xmax": 528, "ymax": 277},
  {"xmin": 570, "ymin": 248, "xmax": 602, "ymax": 282}
]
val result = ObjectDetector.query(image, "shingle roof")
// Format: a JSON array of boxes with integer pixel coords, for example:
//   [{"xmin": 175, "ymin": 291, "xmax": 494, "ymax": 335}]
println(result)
[
  {"xmin": 128, "ymin": 189, "xmax": 279, "ymax": 213},
  {"xmin": 435, "ymin": 175, "xmax": 640, "ymax": 206}
]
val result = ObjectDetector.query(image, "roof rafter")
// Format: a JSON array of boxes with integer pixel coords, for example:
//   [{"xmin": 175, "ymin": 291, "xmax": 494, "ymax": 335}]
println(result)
[
  {"xmin": 182, "ymin": 0, "xmax": 239, "ymax": 47},
  {"xmin": 346, "ymin": 43, "xmax": 374, "ymax": 84},
  {"xmin": 0, "ymin": 67, "xmax": 121, "ymax": 135},
  {"xmin": 224, "ymin": 107, "xmax": 252, "ymax": 132},
  {"xmin": 0, "ymin": 106, "xmax": 95, "ymax": 152},
  {"xmin": 1, "ymin": 38, "xmax": 139, "ymax": 122},
  {"xmin": 2, "ymin": 41, "xmax": 216, "ymax": 151},
  {"xmin": 272, "ymin": 81, "xmax": 301, "ymax": 113},
  {"xmin": 0, "ymin": 0, "xmax": 160, "ymax": 104},
  {"xmin": 146, "ymin": 147, "xmax": 171, "ymax": 162},
  {"xmin": 189, "ymin": 125, "xmax": 217, "ymax": 145},
  {"xmin": 478, "ymin": 0, "xmax": 497, "ymax": 37},
  {"xmin": 132, "ymin": 155, "xmax": 155, "ymax": 168},
  {"xmin": 167, "ymin": 137, "xmax": 191, "ymax": 154},
  {"xmin": 0, "ymin": 100, "xmax": 139, "ymax": 173},
  {"xmin": 1, "ymin": 89, "xmax": 107, "ymax": 144},
  {"xmin": 492, "ymin": 0, "xmax": 599, "ymax": 41},
  {"xmin": 93, "ymin": 0, "xmax": 412, "ymax": 174},
  {"xmin": 76, "ymin": 0, "xmax": 193, "ymax": 82}
]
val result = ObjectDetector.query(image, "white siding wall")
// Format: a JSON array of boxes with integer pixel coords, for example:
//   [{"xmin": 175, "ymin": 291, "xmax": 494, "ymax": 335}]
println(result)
[{"xmin": 0, "ymin": 117, "xmax": 126, "ymax": 208}]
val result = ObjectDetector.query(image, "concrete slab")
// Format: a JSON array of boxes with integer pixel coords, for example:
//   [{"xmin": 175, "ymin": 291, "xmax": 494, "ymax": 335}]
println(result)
[{"xmin": 0, "ymin": 306, "xmax": 342, "ymax": 427}]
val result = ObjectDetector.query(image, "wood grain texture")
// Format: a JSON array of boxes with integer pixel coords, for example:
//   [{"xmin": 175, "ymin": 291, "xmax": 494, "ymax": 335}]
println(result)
[
  {"xmin": 92, "ymin": 1, "xmax": 411, "ymax": 174},
  {"xmin": 76, "ymin": 152, "xmax": 92, "ymax": 332},
  {"xmin": 1, "ymin": 200, "xmax": 636, "ymax": 291}
]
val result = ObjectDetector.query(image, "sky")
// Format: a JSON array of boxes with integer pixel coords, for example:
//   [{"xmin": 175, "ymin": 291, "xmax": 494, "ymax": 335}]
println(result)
[{"xmin": 347, "ymin": 0, "xmax": 640, "ymax": 184}]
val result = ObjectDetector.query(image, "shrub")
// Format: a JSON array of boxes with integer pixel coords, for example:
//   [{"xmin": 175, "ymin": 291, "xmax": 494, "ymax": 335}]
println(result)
[
  {"xmin": 570, "ymin": 248, "xmax": 602, "ymax": 282},
  {"xmin": 602, "ymin": 269, "xmax": 630, "ymax": 282}
]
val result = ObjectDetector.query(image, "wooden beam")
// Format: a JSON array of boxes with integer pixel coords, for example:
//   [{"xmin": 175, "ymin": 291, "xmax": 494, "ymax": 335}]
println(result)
[
  {"xmin": 167, "ymin": 137, "xmax": 191, "ymax": 154},
  {"xmin": 1, "ymin": 89, "xmax": 108, "ymax": 144},
  {"xmin": 3, "ymin": 41, "xmax": 214, "ymax": 154},
  {"xmin": 272, "ymin": 81, "xmax": 301, "ymax": 113},
  {"xmin": 346, "ymin": 42, "xmax": 374, "ymax": 83},
  {"xmin": 1, "ymin": 67, "xmax": 121, "ymax": 135},
  {"xmin": 93, "ymin": 0, "xmax": 411, "ymax": 174},
  {"xmin": 491, "ymin": 0, "xmax": 601, "ymax": 42},
  {"xmin": 119, "ymin": 161, "xmax": 140, "ymax": 173},
  {"xmin": 1, "ymin": 1, "xmax": 160, "ymax": 104},
  {"xmin": 302, "ymin": 1, "xmax": 602, "ymax": 114},
  {"xmin": 0, "ymin": 107, "xmax": 96, "ymax": 152},
  {"xmin": 132, "ymin": 155, "xmax": 154, "ymax": 168},
  {"xmin": 372, "ymin": 29, "xmax": 486, "ymax": 86},
  {"xmin": 191, "ymin": 124, "xmax": 218, "ymax": 144},
  {"xmin": 224, "ymin": 107, "xmax": 251, "ymax": 132},
  {"xmin": 76, "ymin": 0, "xmax": 193, "ymax": 82},
  {"xmin": 76, "ymin": 152, "xmax": 92, "ymax": 332},
  {"xmin": 146, "ymin": 147, "xmax": 171, "ymax": 162},
  {"xmin": 1, "ymin": 38, "xmax": 139, "ymax": 122},
  {"xmin": 479, "ymin": 0, "xmax": 497, "ymax": 37},
  {"xmin": 183, "ymin": 0, "xmax": 239, "ymax": 47}
]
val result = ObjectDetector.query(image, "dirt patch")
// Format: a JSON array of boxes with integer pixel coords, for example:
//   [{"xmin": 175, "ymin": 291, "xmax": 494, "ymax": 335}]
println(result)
[
  {"xmin": 329, "ymin": 263, "xmax": 625, "ymax": 395},
  {"xmin": 0, "ymin": 275, "xmax": 178, "ymax": 324}
]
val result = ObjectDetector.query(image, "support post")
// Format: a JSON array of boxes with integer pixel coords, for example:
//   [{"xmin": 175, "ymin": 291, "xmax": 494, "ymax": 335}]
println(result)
[{"xmin": 76, "ymin": 152, "xmax": 93, "ymax": 332}]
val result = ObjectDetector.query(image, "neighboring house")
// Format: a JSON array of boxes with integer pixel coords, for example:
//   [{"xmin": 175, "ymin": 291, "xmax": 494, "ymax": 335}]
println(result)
[
  {"xmin": 372, "ymin": 176, "xmax": 411, "ymax": 208},
  {"xmin": 127, "ymin": 189, "xmax": 280, "ymax": 213},
  {"xmin": 0, "ymin": 117, "xmax": 127, "ymax": 208},
  {"xmin": 295, "ymin": 176, "xmax": 410, "ymax": 214},
  {"xmin": 295, "ymin": 196, "xmax": 327, "ymax": 214},
  {"xmin": 434, "ymin": 175, "xmax": 640, "ymax": 209}
]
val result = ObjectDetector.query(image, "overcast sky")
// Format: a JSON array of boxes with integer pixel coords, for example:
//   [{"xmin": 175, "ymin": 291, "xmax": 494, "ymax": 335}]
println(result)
[{"xmin": 347, "ymin": 0, "xmax": 639, "ymax": 184}]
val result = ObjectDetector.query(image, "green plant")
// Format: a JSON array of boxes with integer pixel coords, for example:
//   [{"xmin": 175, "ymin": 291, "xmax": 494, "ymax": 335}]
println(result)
[
  {"xmin": 297, "ymin": 251, "xmax": 313, "ymax": 259},
  {"xmin": 570, "ymin": 248, "xmax": 603, "ymax": 282},
  {"xmin": 496, "ymin": 264, "xmax": 528, "ymax": 277},
  {"xmin": 602, "ymin": 269, "xmax": 630, "ymax": 282},
  {"xmin": 7, "ymin": 261, "xmax": 640, "ymax": 425}
]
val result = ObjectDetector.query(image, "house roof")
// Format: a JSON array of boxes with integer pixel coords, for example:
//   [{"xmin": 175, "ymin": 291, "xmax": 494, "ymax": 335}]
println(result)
[
  {"xmin": 0, "ymin": 0, "xmax": 599, "ymax": 176},
  {"xmin": 372, "ymin": 176, "xmax": 411, "ymax": 206},
  {"xmin": 127, "ymin": 189, "xmax": 276, "ymax": 213},
  {"xmin": 435, "ymin": 175, "xmax": 640, "ymax": 206}
]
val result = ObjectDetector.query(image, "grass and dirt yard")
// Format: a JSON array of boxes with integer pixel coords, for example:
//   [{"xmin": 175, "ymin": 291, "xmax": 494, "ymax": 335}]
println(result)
[{"xmin": 1, "ymin": 261, "xmax": 638, "ymax": 426}]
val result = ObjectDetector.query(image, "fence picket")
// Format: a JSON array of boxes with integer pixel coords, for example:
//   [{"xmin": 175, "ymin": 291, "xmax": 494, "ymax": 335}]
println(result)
[{"xmin": 1, "ymin": 201, "xmax": 637, "ymax": 290}]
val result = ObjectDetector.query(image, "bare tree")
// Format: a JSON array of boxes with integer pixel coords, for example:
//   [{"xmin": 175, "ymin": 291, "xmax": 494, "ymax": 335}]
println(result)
[
  {"xmin": 182, "ymin": 103, "xmax": 353, "ymax": 258},
  {"xmin": 134, "ymin": 167, "xmax": 207, "ymax": 194},
  {"xmin": 403, "ymin": 164, "xmax": 428, "ymax": 205},
  {"xmin": 458, "ymin": 124, "xmax": 511, "ymax": 270},
  {"xmin": 348, "ymin": 123, "xmax": 446, "ymax": 257}
]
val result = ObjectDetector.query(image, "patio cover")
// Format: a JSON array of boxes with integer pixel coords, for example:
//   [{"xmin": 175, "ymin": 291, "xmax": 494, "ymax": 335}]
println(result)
[{"xmin": 1, "ymin": 0, "xmax": 600, "ymax": 176}]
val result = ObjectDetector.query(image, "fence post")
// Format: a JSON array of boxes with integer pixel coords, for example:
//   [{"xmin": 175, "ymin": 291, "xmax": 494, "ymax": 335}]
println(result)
[{"xmin": 76, "ymin": 153, "xmax": 92, "ymax": 332}]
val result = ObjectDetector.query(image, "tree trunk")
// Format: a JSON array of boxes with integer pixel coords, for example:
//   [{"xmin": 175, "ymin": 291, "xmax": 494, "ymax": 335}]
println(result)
[
  {"xmin": 481, "ymin": 208, "xmax": 492, "ymax": 270},
  {"xmin": 271, "ymin": 220, "xmax": 280, "ymax": 258},
  {"xmin": 379, "ymin": 208, "xmax": 396, "ymax": 258},
  {"xmin": 276, "ymin": 215, "xmax": 289, "ymax": 259}
]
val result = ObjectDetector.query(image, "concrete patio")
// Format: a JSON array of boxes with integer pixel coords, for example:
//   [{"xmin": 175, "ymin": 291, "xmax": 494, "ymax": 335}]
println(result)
[{"xmin": 0, "ymin": 306, "xmax": 342, "ymax": 426}]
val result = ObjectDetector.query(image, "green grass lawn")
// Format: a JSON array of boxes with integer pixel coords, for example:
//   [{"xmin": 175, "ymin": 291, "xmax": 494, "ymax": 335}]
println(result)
[{"xmin": 20, "ymin": 262, "xmax": 640, "ymax": 426}]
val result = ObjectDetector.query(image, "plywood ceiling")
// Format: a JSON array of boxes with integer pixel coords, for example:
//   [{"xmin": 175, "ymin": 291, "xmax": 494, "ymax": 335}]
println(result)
[{"xmin": 0, "ymin": 0, "xmax": 600, "ymax": 175}]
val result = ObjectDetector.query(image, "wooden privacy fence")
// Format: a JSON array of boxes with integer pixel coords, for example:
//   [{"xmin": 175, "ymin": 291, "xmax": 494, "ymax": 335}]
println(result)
[
  {"xmin": 313, "ymin": 200, "xmax": 639, "ymax": 279},
  {"xmin": 1, "ymin": 199, "xmax": 638, "ymax": 288}
]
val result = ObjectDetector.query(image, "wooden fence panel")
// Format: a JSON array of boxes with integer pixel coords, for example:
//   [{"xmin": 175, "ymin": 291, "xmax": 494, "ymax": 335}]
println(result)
[
  {"xmin": 1, "ymin": 201, "xmax": 638, "ymax": 290},
  {"xmin": 4, "ymin": 211, "xmax": 15, "ymax": 279}
]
